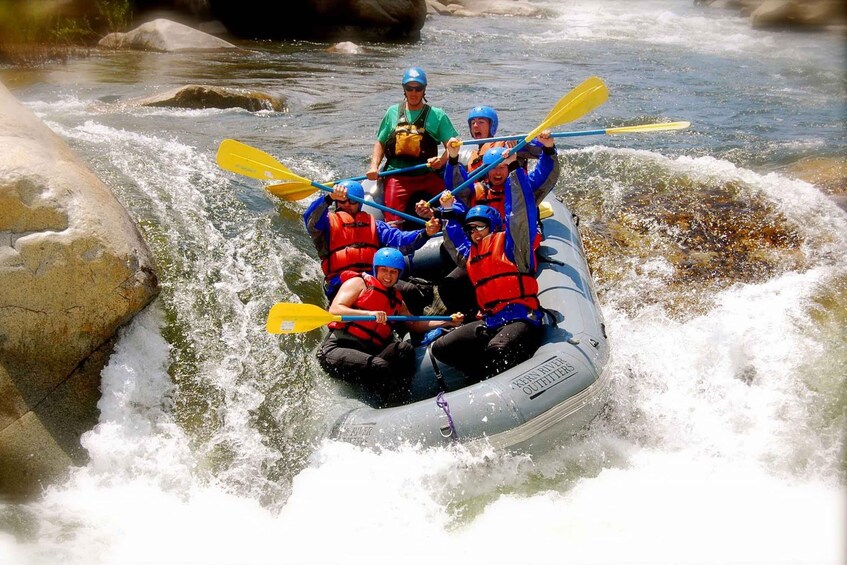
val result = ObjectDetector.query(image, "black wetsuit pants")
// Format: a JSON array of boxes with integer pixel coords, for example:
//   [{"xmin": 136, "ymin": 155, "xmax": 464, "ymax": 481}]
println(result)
[
  {"xmin": 431, "ymin": 319, "xmax": 542, "ymax": 381},
  {"xmin": 317, "ymin": 332, "xmax": 415, "ymax": 405},
  {"xmin": 436, "ymin": 266, "xmax": 478, "ymax": 319}
]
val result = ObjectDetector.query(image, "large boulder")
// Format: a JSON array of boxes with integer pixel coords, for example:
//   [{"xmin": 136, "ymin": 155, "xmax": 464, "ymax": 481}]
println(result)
[
  {"xmin": 98, "ymin": 18, "xmax": 238, "ymax": 51},
  {"xmin": 207, "ymin": 0, "xmax": 427, "ymax": 41},
  {"xmin": 700, "ymin": 0, "xmax": 847, "ymax": 30},
  {"xmin": 0, "ymin": 80, "xmax": 159, "ymax": 499}
]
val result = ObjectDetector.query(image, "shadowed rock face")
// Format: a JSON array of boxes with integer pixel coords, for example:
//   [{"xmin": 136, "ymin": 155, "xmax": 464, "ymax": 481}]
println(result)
[
  {"xmin": 207, "ymin": 0, "xmax": 427, "ymax": 41},
  {"xmin": 0, "ymin": 80, "xmax": 159, "ymax": 500}
]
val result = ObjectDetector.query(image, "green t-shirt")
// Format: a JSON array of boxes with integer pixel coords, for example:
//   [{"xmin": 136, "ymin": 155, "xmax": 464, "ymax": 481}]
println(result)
[{"xmin": 377, "ymin": 103, "xmax": 459, "ymax": 171}]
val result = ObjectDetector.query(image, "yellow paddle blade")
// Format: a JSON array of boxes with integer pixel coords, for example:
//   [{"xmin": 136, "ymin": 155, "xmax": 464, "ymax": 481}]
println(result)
[
  {"xmin": 605, "ymin": 121, "xmax": 690, "ymax": 135},
  {"xmin": 216, "ymin": 139, "xmax": 307, "ymax": 183},
  {"xmin": 266, "ymin": 303, "xmax": 341, "ymax": 334},
  {"xmin": 538, "ymin": 201, "xmax": 554, "ymax": 220},
  {"xmin": 266, "ymin": 182, "xmax": 319, "ymax": 201},
  {"xmin": 525, "ymin": 76, "xmax": 609, "ymax": 142}
]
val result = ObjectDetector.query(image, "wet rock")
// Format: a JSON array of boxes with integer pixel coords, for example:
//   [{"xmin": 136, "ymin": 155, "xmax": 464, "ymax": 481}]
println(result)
[
  {"xmin": 781, "ymin": 156, "xmax": 847, "ymax": 195},
  {"xmin": 782, "ymin": 156, "xmax": 847, "ymax": 212},
  {"xmin": 426, "ymin": 0, "xmax": 547, "ymax": 18},
  {"xmin": 0, "ymin": 80, "xmax": 159, "ymax": 499},
  {"xmin": 699, "ymin": 0, "xmax": 847, "ymax": 31},
  {"xmin": 137, "ymin": 85, "xmax": 286, "ymax": 112},
  {"xmin": 327, "ymin": 41, "xmax": 364, "ymax": 55},
  {"xmin": 562, "ymin": 154, "xmax": 806, "ymax": 317}
]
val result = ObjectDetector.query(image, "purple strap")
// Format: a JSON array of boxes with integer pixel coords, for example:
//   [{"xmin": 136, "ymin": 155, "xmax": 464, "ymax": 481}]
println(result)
[{"xmin": 436, "ymin": 391, "xmax": 458, "ymax": 440}]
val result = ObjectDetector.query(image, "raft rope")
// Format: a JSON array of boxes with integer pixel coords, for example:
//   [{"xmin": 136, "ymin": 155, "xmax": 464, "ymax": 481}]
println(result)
[{"xmin": 436, "ymin": 391, "xmax": 458, "ymax": 440}]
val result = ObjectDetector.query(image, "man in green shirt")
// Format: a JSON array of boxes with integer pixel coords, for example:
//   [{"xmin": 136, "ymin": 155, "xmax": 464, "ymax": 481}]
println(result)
[{"xmin": 367, "ymin": 66, "xmax": 459, "ymax": 228}]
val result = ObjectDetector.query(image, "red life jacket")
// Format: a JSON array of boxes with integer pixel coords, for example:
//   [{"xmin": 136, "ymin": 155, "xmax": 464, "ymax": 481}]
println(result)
[
  {"xmin": 467, "ymin": 141, "xmax": 509, "ymax": 173},
  {"xmin": 466, "ymin": 232, "xmax": 540, "ymax": 316},
  {"xmin": 473, "ymin": 181, "xmax": 506, "ymax": 218},
  {"xmin": 321, "ymin": 211, "xmax": 379, "ymax": 281},
  {"xmin": 328, "ymin": 272, "xmax": 404, "ymax": 347}
]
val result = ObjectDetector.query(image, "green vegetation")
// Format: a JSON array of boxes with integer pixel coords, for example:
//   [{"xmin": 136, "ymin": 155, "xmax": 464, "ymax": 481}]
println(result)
[{"xmin": 0, "ymin": 0, "xmax": 132, "ymax": 67}]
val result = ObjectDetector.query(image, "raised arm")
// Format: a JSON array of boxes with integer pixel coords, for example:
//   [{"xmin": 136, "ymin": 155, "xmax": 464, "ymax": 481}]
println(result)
[
  {"xmin": 444, "ymin": 137, "xmax": 474, "ymax": 208},
  {"xmin": 303, "ymin": 194, "xmax": 333, "ymax": 257},
  {"xmin": 504, "ymin": 158, "xmax": 539, "ymax": 274},
  {"xmin": 526, "ymin": 131, "xmax": 560, "ymax": 205}
]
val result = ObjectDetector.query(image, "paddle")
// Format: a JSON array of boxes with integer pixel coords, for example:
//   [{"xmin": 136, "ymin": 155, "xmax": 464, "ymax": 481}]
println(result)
[
  {"xmin": 427, "ymin": 76, "xmax": 609, "ymax": 205},
  {"xmin": 266, "ymin": 302, "xmax": 453, "ymax": 334},
  {"xmin": 216, "ymin": 139, "xmax": 427, "ymax": 226},
  {"xmin": 266, "ymin": 162, "xmax": 432, "ymax": 201},
  {"xmin": 459, "ymin": 121, "xmax": 691, "ymax": 145}
]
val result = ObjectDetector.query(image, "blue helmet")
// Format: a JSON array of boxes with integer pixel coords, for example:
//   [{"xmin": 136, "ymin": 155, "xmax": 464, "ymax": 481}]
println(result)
[
  {"xmin": 465, "ymin": 205, "xmax": 502, "ymax": 232},
  {"xmin": 402, "ymin": 67, "xmax": 427, "ymax": 87},
  {"xmin": 482, "ymin": 146, "xmax": 507, "ymax": 168},
  {"xmin": 372, "ymin": 247, "xmax": 405, "ymax": 276},
  {"xmin": 467, "ymin": 105, "xmax": 498, "ymax": 136},
  {"xmin": 337, "ymin": 179, "xmax": 364, "ymax": 202}
]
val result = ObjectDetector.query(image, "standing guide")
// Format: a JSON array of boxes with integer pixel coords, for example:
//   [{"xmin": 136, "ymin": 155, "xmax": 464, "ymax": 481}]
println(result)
[{"xmin": 367, "ymin": 67, "xmax": 459, "ymax": 228}]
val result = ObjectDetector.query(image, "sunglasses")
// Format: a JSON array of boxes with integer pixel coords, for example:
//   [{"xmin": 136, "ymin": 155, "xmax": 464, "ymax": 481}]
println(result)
[
  {"xmin": 403, "ymin": 85, "xmax": 424, "ymax": 92},
  {"xmin": 463, "ymin": 223, "xmax": 489, "ymax": 235}
]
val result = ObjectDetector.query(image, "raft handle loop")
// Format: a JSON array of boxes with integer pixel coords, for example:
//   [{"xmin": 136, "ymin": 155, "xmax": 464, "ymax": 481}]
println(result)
[
  {"xmin": 540, "ymin": 307, "xmax": 561, "ymax": 328},
  {"xmin": 536, "ymin": 252, "xmax": 565, "ymax": 267},
  {"xmin": 436, "ymin": 391, "xmax": 458, "ymax": 440}
]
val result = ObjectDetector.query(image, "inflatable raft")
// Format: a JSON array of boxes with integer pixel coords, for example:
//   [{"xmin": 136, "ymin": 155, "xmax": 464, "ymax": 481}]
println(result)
[{"xmin": 325, "ymin": 192, "xmax": 611, "ymax": 453}]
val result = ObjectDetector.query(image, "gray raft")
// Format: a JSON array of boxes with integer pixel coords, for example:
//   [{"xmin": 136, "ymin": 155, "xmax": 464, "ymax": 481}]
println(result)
[{"xmin": 326, "ymin": 194, "xmax": 611, "ymax": 453}]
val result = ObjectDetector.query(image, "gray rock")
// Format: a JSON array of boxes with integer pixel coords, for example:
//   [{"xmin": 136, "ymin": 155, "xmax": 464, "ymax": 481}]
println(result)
[{"xmin": 98, "ymin": 18, "xmax": 238, "ymax": 52}]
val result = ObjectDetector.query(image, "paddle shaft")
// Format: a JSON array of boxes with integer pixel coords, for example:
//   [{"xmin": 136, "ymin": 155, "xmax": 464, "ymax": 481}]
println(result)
[
  {"xmin": 216, "ymin": 139, "xmax": 426, "ymax": 225},
  {"xmin": 465, "ymin": 129, "xmax": 607, "ymax": 144},
  {"xmin": 266, "ymin": 302, "xmax": 455, "ymax": 334},
  {"xmin": 462, "ymin": 122, "xmax": 690, "ymax": 145},
  {"xmin": 307, "ymin": 180, "xmax": 427, "ymax": 226},
  {"xmin": 427, "ymin": 137, "xmax": 531, "ymax": 205},
  {"xmin": 340, "ymin": 315, "xmax": 453, "ymax": 322}
]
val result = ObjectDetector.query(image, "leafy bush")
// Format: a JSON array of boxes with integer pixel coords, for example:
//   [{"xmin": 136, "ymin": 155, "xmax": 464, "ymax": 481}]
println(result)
[{"xmin": 0, "ymin": 0, "xmax": 131, "ymax": 66}]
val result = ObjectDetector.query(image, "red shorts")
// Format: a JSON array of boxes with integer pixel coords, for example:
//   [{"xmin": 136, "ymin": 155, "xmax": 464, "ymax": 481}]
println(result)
[{"xmin": 383, "ymin": 173, "xmax": 446, "ymax": 224}]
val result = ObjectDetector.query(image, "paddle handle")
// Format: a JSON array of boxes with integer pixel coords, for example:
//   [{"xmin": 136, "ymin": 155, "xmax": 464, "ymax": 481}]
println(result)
[
  {"xmin": 343, "ymin": 163, "xmax": 431, "ymax": 183},
  {"xmin": 308, "ymin": 181, "xmax": 427, "ymax": 226},
  {"xmin": 340, "ymin": 315, "xmax": 454, "ymax": 322}
]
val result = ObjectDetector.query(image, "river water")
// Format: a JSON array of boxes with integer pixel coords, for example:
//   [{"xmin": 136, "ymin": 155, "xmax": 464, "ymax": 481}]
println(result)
[{"xmin": 1, "ymin": 1, "xmax": 845, "ymax": 563}]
